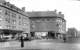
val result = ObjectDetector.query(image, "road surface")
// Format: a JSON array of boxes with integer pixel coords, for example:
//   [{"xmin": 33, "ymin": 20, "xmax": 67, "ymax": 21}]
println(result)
[{"xmin": 0, "ymin": 38, "xmax": 80, "ymax": 50}]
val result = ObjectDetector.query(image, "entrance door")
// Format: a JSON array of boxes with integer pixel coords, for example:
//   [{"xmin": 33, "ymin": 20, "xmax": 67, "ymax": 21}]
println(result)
[{"xmin": 48, "ymin": 31, "xmax": 55, "ymax": 39}]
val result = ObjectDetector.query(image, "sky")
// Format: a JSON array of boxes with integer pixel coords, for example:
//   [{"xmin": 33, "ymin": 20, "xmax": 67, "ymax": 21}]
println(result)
[{"xmin": 6, "ymin": 0, "xmax": 80, "ymax": 31}]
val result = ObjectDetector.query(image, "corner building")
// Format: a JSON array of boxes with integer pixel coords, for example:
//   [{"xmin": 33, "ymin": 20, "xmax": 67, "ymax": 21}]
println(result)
[
  {"xmin": 27, "ymin": 11, "xmax": 66, "ymax": 38},
  {"xmin": 0, "ymin": 0, "xmax": 30, "ymax": 39}
]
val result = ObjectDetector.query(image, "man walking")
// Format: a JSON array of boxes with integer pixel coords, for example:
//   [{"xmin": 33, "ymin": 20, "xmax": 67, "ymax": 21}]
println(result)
[{"xmin": 20, "ymin": 35, "xmax": 24, "ymax": 48}]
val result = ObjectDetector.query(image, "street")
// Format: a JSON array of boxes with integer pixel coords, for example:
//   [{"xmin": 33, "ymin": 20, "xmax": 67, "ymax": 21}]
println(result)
[{"xmin": 0, "ymin": 38, "xmax": 80, "ymax": 50}]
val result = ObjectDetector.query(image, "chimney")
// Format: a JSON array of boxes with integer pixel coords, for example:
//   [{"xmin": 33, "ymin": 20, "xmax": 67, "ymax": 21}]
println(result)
[
  {"xmin": 59, "ymin": 11, "xmax": 62, "ymax": 14},
  {"xmin": 22, "ymin": 7, "xmax": 25, "ymax": 11},
  {"xmin": 54, "ymin": 9, "xmax": 57, "ymax": 12}
]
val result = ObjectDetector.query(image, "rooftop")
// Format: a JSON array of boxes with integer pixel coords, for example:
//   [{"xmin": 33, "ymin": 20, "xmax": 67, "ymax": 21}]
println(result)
[{"xmin": 27, "ymin": 11, "xmax": 64, "ymax": 18}]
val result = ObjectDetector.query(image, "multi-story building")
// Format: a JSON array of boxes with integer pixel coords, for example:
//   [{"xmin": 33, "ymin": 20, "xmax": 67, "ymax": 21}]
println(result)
[
  {"xmin": 0, "ymin": 0, "xmax": 30, "ymax": 39},
  {"xmin": 27, "ymin": 10, "xmax": 66, "ymax": 38}
]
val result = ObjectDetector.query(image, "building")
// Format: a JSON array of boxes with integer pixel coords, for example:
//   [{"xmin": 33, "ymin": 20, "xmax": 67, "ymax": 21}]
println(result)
[
  {"xmin": 27, "ymin": 10, "xmax": 66, "ymax": 39},
  {"xmin": 0, "ymin": 0, "xmax": 30, "ymax": 39},
  {"xmin": 67, "ymin": 28, "xmax": 77, "ymax": 38}
]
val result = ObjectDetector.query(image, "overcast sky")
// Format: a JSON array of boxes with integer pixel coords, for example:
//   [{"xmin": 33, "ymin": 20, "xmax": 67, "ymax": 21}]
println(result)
[{"xmin": 6, "ymin": 0, "xmax": 80, "ymax": 30}]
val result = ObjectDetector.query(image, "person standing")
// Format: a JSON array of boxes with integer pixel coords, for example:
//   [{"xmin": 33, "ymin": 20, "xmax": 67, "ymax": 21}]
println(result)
[
  {"xmin": 63, "ymin": 34, "xmax": 66, "ymax": 42},
  {"xmin": 20, "ymin": 35, "xmax": 24, "ymax": 48},
  {"xmin": 63, "ymin": 36, "xmax": 66, "ymax": 42}
]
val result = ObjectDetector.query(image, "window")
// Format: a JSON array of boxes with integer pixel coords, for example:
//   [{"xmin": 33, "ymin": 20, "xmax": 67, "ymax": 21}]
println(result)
[
  {"xmin": 56, "ymin": 19, "xmax": 62, "ymax": 22},
  {"xmin": 47, "ymin": 18, "xmax": 50, "ymax": 21},
  {"xmin": 31, "ymin": 24, "xmax": 35, "ymax": 29},
  {"xmin": 5, "ymin": 18, "xmax": 10, "ymax": 23},
  {"xmin": 11, "ymin": 26, "xmax": 16, "ymax": 29},
  {"xmin": 10, "ymin": 5, "xmax": 14, "ymax": 9},
  {"xmin": 3, "ymin": 2, "xmax": 6, "ymax": 5},
  {"xmin": 42, "ymin": 19, "xmax": 45, "ymax": 21},
  {"xmin": 12, "ymin": 20, "xmax": 16, "ymax": 24},
  {"xmin": 56, "ymin": 23, "xmax": 59, "ymax": 27},
  {"xmin": 19, "ymin": 15, "xmax": 21, "ymax": 19},
  {"xmin": 36, "ymin": 20, "xmax": 41, "ymax": 22},
  {"xmin": 59, "ymin": 25, "xmax": 62, "ymax": 28},
  {"xmin": 19, "ymin": 21, "xmax": 21, "ymax": 25},
  {"xmin": 5, "ymin": 10, "xmax": 10, "ymax": 16},
  {"xmin": 0, "ymin": 9, "xmax": 3, "ymax": 14},
  {"xmin": 12, "ymin": 13, "xmax": 16, "ymax": 18},
  {"xmin": 23, "ymin": 22, "xmax": 27, "ymax": 26},
  {"xmin": 23, "ymin": 28, "xmax": 26, "ymax": 31},
  {"xmin": 6, "ymin": 25, "xmax": 10, "ymax": 29},
  {"xmin": 5, "ymin": 10, "xmax": 7, "ymax": 15}
]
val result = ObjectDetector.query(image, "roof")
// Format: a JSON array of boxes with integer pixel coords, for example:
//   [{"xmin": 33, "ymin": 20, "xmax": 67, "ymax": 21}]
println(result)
[{"xmin": 27, "ymin": 11, "xmax": 64, "ymax": 18}]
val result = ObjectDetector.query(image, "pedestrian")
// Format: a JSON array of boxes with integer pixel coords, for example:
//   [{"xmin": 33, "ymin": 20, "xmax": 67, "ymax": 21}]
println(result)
[
  {"xmin": 63, "ymin": 36, "xmax": 66, "ymax": 42},
  {"xmin": 20, "ymin": 35, "xmax": 24, "ymax": 48}
]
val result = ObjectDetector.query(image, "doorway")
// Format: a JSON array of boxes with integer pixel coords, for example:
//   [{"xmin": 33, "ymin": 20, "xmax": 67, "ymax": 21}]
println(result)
[{"xmin": 48, "ymin": 31, "xmax": 56, "ymax": 39}]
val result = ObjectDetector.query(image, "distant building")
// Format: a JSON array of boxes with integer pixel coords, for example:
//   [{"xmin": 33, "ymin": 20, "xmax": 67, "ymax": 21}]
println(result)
[
  {"xmin": 0, "ymin": 0, "xmax": 30, "ymax": 39},
  {"xmin": 27, "ymin": 10, "xmax": 66, "ymax": 38},
  {"xmin": 67, "ymin": 28, "xmax": 77, "ymax": 38}
]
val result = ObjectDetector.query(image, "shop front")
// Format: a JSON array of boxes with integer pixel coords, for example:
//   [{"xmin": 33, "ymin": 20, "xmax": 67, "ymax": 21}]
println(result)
[
  {"xmin": 35, "ymin": 32, "xmax": 48, "ymax": 39},
  {"xmin": 0, "ymin": 29, "xmax": 23, "ymax": 41}
]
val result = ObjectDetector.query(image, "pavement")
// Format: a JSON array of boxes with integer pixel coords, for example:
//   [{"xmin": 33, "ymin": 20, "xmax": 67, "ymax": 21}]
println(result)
[{"xmin": 0, "ymin": 38, "xmax": 80, "ymax": 50}]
